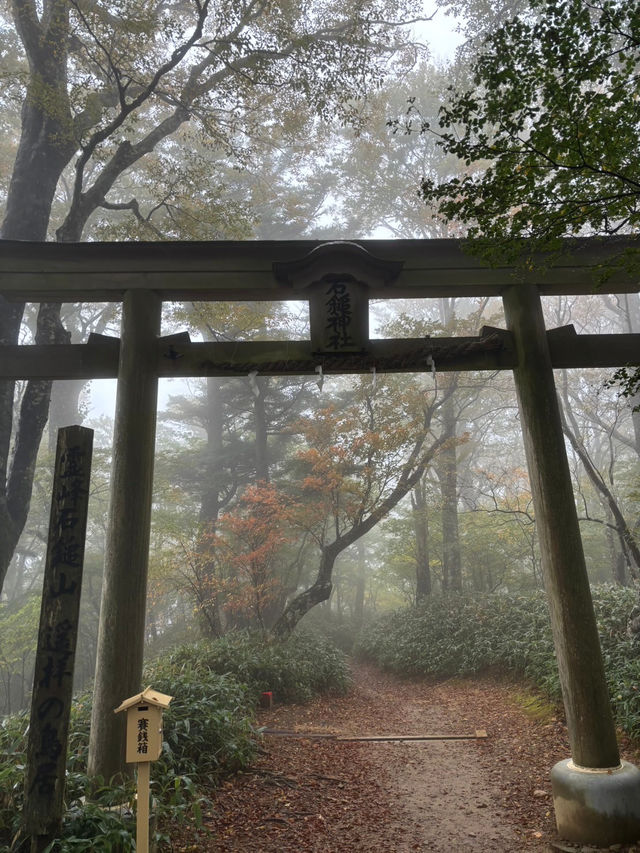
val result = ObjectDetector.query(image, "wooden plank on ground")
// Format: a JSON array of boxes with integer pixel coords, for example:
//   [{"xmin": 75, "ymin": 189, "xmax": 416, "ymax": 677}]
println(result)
[
  {"xmin": 336, "ymin": 733, "xmax": 488, "ymax": 742},
  {"xmin": 262, "ymin": 729, "xmax": 488, "ymax": 742}
]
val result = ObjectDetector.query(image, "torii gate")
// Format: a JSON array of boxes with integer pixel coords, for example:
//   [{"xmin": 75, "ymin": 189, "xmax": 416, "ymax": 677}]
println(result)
[{"xmin": 2, "ymin": 236, "xmax": 640, "ymax": 844}]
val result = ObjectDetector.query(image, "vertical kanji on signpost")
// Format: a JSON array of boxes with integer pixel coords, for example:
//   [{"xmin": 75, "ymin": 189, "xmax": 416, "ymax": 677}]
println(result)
[{"xmin": 24, "ymin": 426, "xmax": 94, "ymax": 851}]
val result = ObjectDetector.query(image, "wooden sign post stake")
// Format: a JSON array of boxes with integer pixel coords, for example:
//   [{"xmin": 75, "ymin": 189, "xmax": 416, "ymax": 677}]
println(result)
[{"xmin": 137, "ymin": 761, "xmax": 150, "ymax": 853}]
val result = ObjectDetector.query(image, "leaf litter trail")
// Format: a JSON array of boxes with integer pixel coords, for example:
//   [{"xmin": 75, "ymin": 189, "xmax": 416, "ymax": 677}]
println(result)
[{"xmin": 181, "ymin": 662, "xmax": 638, "ymax": 852}]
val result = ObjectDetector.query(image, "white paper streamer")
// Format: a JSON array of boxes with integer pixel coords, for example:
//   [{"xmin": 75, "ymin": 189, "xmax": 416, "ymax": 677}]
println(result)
[
  {"xmin": 248, "ymin": 370, "xmax": 260, "ymax": 397},
  {"xmin": 315, "ymin": 364, "xmax": 324, "ymax": 393}
]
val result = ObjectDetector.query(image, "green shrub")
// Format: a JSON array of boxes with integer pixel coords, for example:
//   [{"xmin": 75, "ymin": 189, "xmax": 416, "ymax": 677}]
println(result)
[
  {"xmin": 165, "ymin": 630, "xmax": 351, "ymax": 705},
  {"xmin": 0, "ymin": 711, "xmax": 28, "ymax": 847},
  {"xmin": 0, "ymin": 630, "xmax": 349, "ymax": 851},
  {"xmin": 298, "ymin": 608, "xmax": 365, "ymax": 653},
  {"xmin": 0, "ymin": 665, "xmax": 253, "ymax": 852},
  {"xmin": 43, "ymin": 801, "xmax": 138, "ymax": 852},
  {"xmin": 146, "ymin": 657, "xmax": 255, "ymax": 780},
  {"xmin": 358, "ymin": 585, "xmax": 640, "ymax": 737},
  {"xmin": 358, "ymin": 592, "xmax": 556, "ymax": 682},
  {"xmin": 591, "ymin": 586, "xmax": 640, "ymax": 738}
]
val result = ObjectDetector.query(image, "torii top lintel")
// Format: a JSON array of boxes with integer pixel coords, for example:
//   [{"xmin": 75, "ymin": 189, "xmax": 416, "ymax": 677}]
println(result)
[{"xmin": 1, "ymin": 236, "xmax": 639, "ymax": 303}]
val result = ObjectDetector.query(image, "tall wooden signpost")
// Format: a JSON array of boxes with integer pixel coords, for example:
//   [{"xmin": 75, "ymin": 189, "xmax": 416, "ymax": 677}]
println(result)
[{"xmin": 23, "ymin": 426, "xmax": 93, "ymax": 853}]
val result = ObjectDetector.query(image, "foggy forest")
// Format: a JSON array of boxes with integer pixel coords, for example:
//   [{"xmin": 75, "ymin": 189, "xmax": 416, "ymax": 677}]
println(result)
[{"xmin": 1, "ymin": 0, "xmax": 640, "ymax": 850}]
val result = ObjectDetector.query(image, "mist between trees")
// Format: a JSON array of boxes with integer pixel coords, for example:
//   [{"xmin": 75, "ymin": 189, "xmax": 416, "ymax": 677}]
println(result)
[
  {"xmin": 2, "ymin": 290, "xmax": 639, "ymax": 715},
  {"xmin": 1, "ymin": 0, "xmax": 640, "ymax": 714}
]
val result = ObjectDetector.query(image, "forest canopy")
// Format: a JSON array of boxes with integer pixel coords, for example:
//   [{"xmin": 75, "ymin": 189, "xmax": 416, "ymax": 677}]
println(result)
[
  {"xmin": 419, "ymin": 0, "xmax": 640, "ymax": 255},
  {"xmin": 1, "ymin": 0, "xmax": 639, "ymax": 717}
]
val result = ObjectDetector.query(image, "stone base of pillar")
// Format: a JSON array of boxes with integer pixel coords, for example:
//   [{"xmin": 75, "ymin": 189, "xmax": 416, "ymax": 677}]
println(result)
[{"xmin": 551, "ymin": 758, "xmax": 640, "ymax": 845}]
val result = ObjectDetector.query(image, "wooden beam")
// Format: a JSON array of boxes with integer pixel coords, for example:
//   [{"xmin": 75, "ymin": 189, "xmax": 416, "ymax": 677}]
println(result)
[
  {"xmin": 0, "ymin": 334, "xmax": 513, "ymax": 379},
  {"xmin": 0, "ymin": 343, "xmax": 120, "ymax": 378},
  {"xmin": 157, "ymin": 334, "xmax": 514, "ymax": 376},
  {"xmin": 1, "ymin": 236, "xmax": 638, "ymax": 301},
  {"xmin": 0, "ymin": 330, "xmax": 638, "ymax": 379},
  {"xmin": 547, "ymin": 328, "xmax": 640, "ymax": 369}
]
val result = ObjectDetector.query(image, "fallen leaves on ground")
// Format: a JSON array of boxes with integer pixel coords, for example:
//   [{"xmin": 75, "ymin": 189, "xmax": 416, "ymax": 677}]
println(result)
[{"xmin": 168, "ymin": 662, "xmax": 640, "ymax": 852}]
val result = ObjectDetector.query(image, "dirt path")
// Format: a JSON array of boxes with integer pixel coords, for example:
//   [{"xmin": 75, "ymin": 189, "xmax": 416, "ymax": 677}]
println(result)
[{"xmin": 172, "ymin": 662, "xmax": 636, "ymax": 852}]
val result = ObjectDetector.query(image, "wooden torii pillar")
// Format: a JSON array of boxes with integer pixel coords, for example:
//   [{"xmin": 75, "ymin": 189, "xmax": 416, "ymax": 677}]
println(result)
[
  {"xmin": 87, "ymin": 290, "xmax": 161, "ymax": 782},
  {"xmin": 503, "ymin": 282, "xmax": 640, "ymax": 844}
]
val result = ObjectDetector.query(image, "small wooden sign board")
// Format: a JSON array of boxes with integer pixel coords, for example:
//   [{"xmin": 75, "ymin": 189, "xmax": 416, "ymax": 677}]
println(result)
[
  {"xmin": 114, "ymin": 687, "xmax": 172, "ymax": 763},
  {"xmin": 115, "ymin": 687, "xmax": 172, "ymax": 853}
]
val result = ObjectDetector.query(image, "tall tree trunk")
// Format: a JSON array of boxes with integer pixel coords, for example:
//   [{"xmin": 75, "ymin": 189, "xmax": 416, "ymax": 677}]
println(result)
[
  {"xmin": 254, "ymin": 377, "xmax": 270, "ymax": 483},
  {"xmin": 411, "ymin": 479, "xmax": 431, "ymax": 601},
  {"xmin": 1, "ymin": 60, "xmax": 74, "ymax": 240},
  {"xmin": 0, "ymin": 302, "xmax": 24, "ymax": 593},
  {"xmin": 0, "ymin": 0, "xmax": 76, "ymax": 596},
  {"xmin": 559, "ymin": 402, "xmax": 640, "ymax": 579},
  {"xmin": 0, "ymin": 304, "xmax": 70, "ymax": 595},
  {"xmin": 197, "ymin": 377, "xmax": 226, "ymax": 637},
  {"xmin": 272, "ymin": 545, "xmax": 338, "ymax": 640},
  {"xmin": 199, "ymin": 378, "xmax": 226, "ymax": 527},
  {"xmin": 354, "ymin": 539, "xmax": 366, "ymax": 625},
  {"xmin": 436, "ymin": 298, "xmax": 462, "ymax": 593},
  {"xmin": 620, "ymin": 294, "xmax": 640, "ymax": 455},
  {"xmin": 436, "ymin": 391, "xmax": 462, "ymax": 592},
  {"xmin": 605, "ymin": 513, "xmax": 628, "ymax": 586},
  {"xmin": 335, "ymin": 565, "xmax": 344, "ymax": 623}
]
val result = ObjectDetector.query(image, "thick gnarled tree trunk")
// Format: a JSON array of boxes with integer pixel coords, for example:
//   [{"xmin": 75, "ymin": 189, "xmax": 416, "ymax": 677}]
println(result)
[
  {"xmin": 0, "ymin": 0, "xmax": 76, "ymax": 596},
  {"xmin": 272, "ymin": 420, "xmax": 454, "ymax": 640}
]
